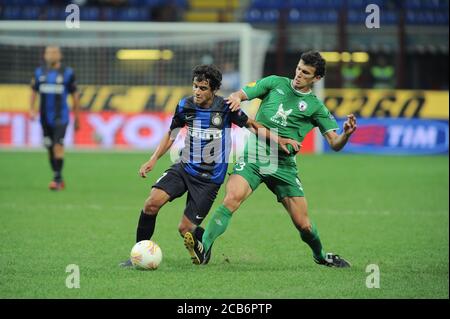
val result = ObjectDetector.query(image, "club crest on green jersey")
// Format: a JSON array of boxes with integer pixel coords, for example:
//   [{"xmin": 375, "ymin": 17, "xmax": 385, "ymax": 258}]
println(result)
[
  {"xmin": 270, "ymin": 104, "xmax": 292, "ymax": 127},
  {"xmin": 298, "ymin": 101, "xmax": 308, "ymax": 112}
]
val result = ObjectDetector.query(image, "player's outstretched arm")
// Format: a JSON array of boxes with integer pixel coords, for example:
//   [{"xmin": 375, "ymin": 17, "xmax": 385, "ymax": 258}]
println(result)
[
  {"xmin": 139, "ymin": 130, "xmax": 177, "ymax": 178},
  {"xmin": 324, "ymin": 114, "xmax": 357, "ymax": 151},
  {"xmin": 225, "ymin": 90, "xmax": 248, "ymax": 112},
  {"xmin": 246, "ymin": 118, "xmax": 301, "ymax": 154}
]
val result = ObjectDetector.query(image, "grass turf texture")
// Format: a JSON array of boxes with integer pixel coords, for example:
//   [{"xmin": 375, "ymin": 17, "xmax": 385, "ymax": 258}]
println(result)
[{"xmin": 0, "ymin": 150, "xmax": 448, "ymax": 298}]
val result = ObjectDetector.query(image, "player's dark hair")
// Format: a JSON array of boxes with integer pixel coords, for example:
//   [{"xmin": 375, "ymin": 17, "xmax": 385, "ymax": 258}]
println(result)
[
  {"xmin": 301, "ymin": 51, "xmax": 326, "ymax": 78},
  {"xmin": 192, "ymin": 64, "xmax": 222, "ymax": 91}
]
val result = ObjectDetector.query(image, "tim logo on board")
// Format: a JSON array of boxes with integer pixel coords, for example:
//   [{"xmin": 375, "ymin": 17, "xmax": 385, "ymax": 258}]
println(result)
[{"xmin": 326, "ymin": 118, "xmax": 448, "ymax": 155}]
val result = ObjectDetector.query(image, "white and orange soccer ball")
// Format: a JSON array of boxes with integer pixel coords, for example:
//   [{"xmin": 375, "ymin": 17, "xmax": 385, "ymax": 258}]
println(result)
[{"xmin": 130, "ymin": 240, "xmax": 163, "ymax": 270}]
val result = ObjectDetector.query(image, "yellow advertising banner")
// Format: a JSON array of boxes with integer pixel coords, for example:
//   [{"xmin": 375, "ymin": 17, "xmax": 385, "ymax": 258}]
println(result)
[
  {"xmin": 0, "ymin": 85, "xmax": 448, "ymax": 119},
  {"xmin": 324, "ymin": 89, "xmax": 449, "ymax": 119}
]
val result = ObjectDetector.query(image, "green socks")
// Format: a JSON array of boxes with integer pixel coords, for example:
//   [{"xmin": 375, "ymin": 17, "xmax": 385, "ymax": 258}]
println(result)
[
  {"xmin": 202, "ymin": 205, "xmax": 325, "ymax": 262},
  {"xmin": 299, "ymin": 222, "xmax": 325, "ymax": 261},
  {"xmin": 202, "ymin": 205, "xmax": 233, "ymax": 252}
]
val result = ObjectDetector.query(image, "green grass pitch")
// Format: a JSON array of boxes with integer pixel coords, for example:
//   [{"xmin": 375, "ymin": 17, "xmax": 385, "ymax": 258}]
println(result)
[{"xmin": 0, "ymin": 150, "xmax": 448, "ymax": 298}]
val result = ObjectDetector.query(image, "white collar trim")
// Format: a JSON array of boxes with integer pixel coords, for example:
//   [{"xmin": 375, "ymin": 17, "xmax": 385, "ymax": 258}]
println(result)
[{"xmin": 290, "ymin": 80, "xmax": 312, "ymax": 95}]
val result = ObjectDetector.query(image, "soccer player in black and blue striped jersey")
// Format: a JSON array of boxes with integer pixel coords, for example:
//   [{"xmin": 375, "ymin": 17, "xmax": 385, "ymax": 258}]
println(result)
[
  {"xmin": 120, "ymin": 64, "xmax": 301, "ymax": 267},
  {"xmin": 30, "ymin": 46, "xmax": 80, "ymax": 191}
]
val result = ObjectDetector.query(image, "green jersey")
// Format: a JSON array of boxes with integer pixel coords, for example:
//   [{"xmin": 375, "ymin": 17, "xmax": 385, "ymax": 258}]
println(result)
[{"xmin": 242, "ymin": 75, "xmax": 338, "ymax": 165}]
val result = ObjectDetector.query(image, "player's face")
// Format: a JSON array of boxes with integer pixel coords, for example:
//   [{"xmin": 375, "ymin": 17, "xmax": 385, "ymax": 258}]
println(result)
[
  {"xmin": 293, "ymin": 59, "xmax": 320, "ymax": 90},
  {"xmin": 192, "ymin": 78, "xmax": 215, "ymax": 107},
  {"xmin": 44, "ymin": 47, "xmax": 62, "ymax": 66}
]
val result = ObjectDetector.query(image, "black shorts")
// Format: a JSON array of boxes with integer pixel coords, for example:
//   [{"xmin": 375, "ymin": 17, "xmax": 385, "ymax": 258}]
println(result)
[
  {"xmin": 41, "ymin": 122, "xmax": 68, "ymax": 147},
  {"xmin": 152, "ymin": 163, "xmax": 221, "ymax": 225}
]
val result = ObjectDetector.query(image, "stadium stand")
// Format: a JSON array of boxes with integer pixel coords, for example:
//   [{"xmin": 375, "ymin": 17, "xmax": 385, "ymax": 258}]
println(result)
[
  {"xmin": 0, "ymin": 0, "xmax": 448, "ymax": 25},
  {"xmin": 0, "ymin": 0, "xmax": 448, "ymax": 89}
]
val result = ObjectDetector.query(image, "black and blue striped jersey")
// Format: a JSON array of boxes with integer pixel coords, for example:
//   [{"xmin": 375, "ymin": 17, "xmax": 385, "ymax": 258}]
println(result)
[
  {"xmin": 170, "ymin": 95, "xmax": 249, "ymax": 184},
  {"xmin": 31, "ymin": 65, "xmax": 77, "ymax": 126}
]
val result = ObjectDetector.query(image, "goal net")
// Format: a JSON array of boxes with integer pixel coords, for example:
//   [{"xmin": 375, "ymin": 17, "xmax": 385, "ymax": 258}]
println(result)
[{"xmin": 0, "ymin": 21, "xmax": 271, "ymax": 150}]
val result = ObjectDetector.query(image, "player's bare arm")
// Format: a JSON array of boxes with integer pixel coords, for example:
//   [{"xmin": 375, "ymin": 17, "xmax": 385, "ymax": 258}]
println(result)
[
  {"xmin": 71, "ymin": 91, "xmax": 81, "ymax": 131},
  {"xmin": 324, "ymin": 114, "xmax": 357, "ymax": 151},
  {"xmin": 29, "ymin": 89, "xmax": 38, "ymax": 120},
  {"xmin": 225, "ymin": 89, "xmax": 248, "ymax": 112},
  {"xmin": 246, "ymin": 118, "xmax": 301, "ymax": 154},
  {"xmin": 139, "ymin": 130, "xmax": 177, "ymax": 178}
]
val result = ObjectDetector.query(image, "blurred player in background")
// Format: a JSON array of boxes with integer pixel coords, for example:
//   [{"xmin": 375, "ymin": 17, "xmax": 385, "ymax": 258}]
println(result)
[
  {"xmin": 120, "ymin": 64, "xmax": 301, "ymax": 267},
  {"xmin": 30, "ymin": 46, "xmax": 80, "ymax": 191},
  {"xmin": 185, "ymin": 51, "xmax": 357, "ymax": 268}
]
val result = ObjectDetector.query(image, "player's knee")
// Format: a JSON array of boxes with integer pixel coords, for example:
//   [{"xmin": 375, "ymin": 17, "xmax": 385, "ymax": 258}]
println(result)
[
  {"xmin": 53, "ymin": 144, "xmax": 64, "ymax": 158},
  {"xmin": 143, "ymin": 198, "xmax": 161, "ymax": 215},
  {"xmin": 223, "ymin": 192, "xmax": 242, "ymax": 212}
]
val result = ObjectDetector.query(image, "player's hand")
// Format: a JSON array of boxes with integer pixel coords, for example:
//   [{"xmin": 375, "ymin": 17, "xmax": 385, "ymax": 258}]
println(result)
[
  {"xmin": 278, "ymin": 137, "xmax": 302, "ymax": 154},
  {"xmin": 343, "ymin": 114, "xmax": 357, "ymax": 137},
  {"xmin": 139, "ymin": 160, "xmax": 156, "ymax": 178},
  {"xmin": 225, "ymin": 94, "xmax": 241, "ymax": 112},
  {"xmin": 29, "ymin": 109, "xmax": 37, "ymax": 121}
]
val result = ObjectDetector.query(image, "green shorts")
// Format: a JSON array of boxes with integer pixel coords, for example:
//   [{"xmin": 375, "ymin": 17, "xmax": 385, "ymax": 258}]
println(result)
[{"xmin": 231, "ymin": 159, "xmax": 305, "ymax": 202}]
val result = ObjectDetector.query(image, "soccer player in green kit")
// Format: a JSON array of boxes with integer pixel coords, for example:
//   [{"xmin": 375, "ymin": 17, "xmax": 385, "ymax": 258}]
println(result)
[{"xmin": 184, "ymin": 51, "xmax": 357, "ymax": 267}]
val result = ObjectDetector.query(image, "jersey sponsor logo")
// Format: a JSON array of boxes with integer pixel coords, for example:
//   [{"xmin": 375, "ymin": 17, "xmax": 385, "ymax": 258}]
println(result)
[
  {"xmin": 56, "ymin": 75, "xmax": 64, "ymax": 84},
  {"xmin": 276, "ymin": 89, "xmax": 285, "ymax": 95},
  {"xmin": 270, "ymin": 103, "xmax": 292, "ymax": 127},
  {"xmin": 39, "ymin": 84, "xmax": 65, "ymax": 94},
  {"xmin": 188, "ymin": 127, "xmax": 223, "ymax": 140},
  {"xmin": 211, "ymin": 112, "xmax": 223, "ymax": 126},
  {"xmin": 298, "ymin": 101, "xmax": 308, "ymax": 112},
  {"xmin": 185, "ymin": 114, "xmax": 195, "ymax": 120}
]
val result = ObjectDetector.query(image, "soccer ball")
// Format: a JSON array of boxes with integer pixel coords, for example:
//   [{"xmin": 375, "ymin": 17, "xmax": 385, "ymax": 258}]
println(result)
[{"xmin": 130, "ymin": 240, "xmax": 163, "ymax": 270}]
